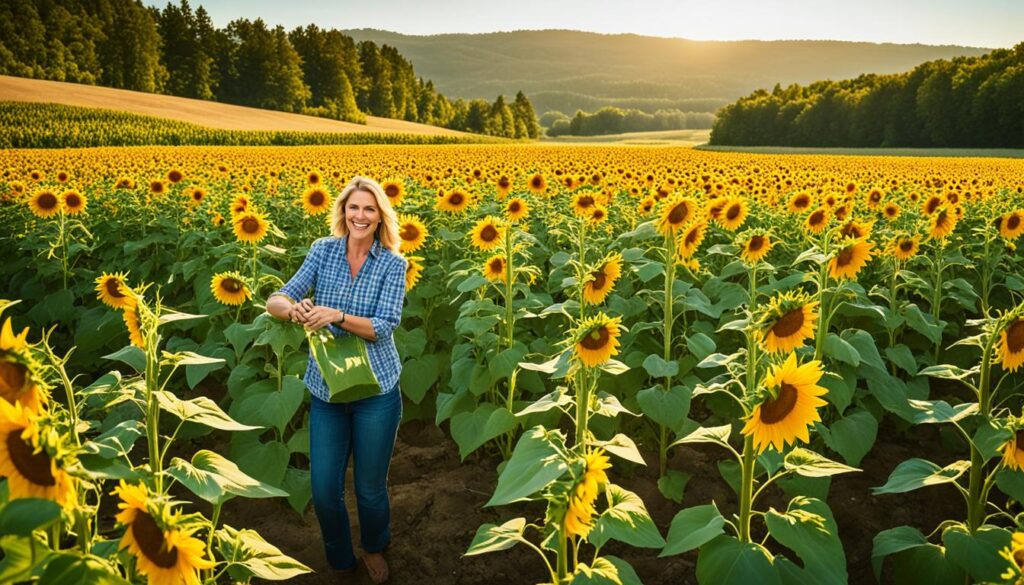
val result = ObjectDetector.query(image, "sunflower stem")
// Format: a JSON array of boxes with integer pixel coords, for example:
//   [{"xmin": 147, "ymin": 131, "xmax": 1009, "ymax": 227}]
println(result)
[
  {"xmin": 931, "ymin": 243, "xmax": 945, "ymax": 364},
  {"xmin": 204, "ymin": 501, "xmax": 223, "ymax": 583},
  {"xmin": 659, "ymin": 232, "xmax": 677, "ymax": 478},
  {"xmin": 738, "ymin": 435, "xmax": 756, "ymax": 543},
  {"xmin": 967, "ymin": 322, "xmax": 996, "ymax": 534},
  {"xmin": 813, "ymin": 233, "xmax": 831, "ymax": 362},
  {"xmin": 557, "ymin": 516, "xmax": 569, "ymax": 580}
]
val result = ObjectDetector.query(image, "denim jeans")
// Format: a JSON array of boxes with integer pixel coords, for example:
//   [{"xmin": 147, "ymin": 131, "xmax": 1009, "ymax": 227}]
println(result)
[{"xmin": 309, "ymin": 387, "xmax": 402, "ymax": 570}]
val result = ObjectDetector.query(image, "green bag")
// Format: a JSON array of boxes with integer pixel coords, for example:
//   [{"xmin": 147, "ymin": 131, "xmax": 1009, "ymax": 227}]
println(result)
[{"xmin": 308, "ymin": 329, "xmax": 381, "ymax": 403}]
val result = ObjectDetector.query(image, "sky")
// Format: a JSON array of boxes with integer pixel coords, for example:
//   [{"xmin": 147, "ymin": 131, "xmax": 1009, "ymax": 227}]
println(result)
[{"xmin": 144, "ymin": 0, "xmax": 1022, "ymax": 48}]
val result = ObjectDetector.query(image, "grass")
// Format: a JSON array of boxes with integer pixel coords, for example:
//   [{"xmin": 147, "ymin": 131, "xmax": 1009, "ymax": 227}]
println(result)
[{"xmin": 696, "ymin": 144, "xmax": 1024, "ymax": 159}]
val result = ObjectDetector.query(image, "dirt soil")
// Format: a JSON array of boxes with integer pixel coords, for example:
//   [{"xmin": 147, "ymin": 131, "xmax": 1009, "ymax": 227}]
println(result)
[{"xmin": 217, "ymin": 418, "xmax": 967, "ymax": 585}]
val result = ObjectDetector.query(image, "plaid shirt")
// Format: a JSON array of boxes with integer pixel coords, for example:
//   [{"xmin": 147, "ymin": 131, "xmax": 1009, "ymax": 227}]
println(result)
[{"xmin": 272, "ymin": 235, "xmax": 407, "ymax": 401}]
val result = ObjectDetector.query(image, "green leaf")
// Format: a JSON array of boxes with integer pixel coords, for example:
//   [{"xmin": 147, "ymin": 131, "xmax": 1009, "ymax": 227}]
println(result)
[
  {"xmin": 281, "ymin": 467, "xmax": 312, "ymax": 515},
  {"xmin": 0, "ymin": 534, "xmax": 51, "ymax": 583},
  {"xmin": 671, "ymin": 424, "xmax": 732, "ymax": 451},
  {"xmin": 891, "ymin": 543, "xmax": 965, "ymax": 585},
  {"xmin": 903, "ymin": 304, "xmax": 944, "ymax": 344},
  {"xmin": 660, "ymin": 503, "xmax": 726, "ymax": 557},
  {"xmin": 457, "ymin": 274, "xmax": 489, "ymax": 292},
  {"xmin": 871, "ymin": 526, "xmax": 928, "ymax": 580},
  {"xmin": 158, "ymin": 310, "xmax": 206, "ymax": 325},
  {"xmin": 696, "ymin": 535, "xmax": 782, "ymax": 585},
  {"xmin": 916, "ymin": 364, "xmax": 977, "ymax": 382},
  {"xmin": 822, "ymin": 334, "xmax": 860, "ymax": 366},
  {"xmin": 450, "ymin": 404, "xmax": 518, "ymax": 460},
  {"xmin": 38, "ymin": 554, "xmax": 130, "ymax": 585},
  {"xmin": 465, "ymin": 518, "xmax": 526, "ymax": 556},
  {"xmin": 642, "ymin": 354, "xmax": 678, "ymax": 378},
  {"xmin": 973, "ymin": 420, "xmax": 1012, "ymax": 461},
  {"xmin": 765, "ymin": 496, "xmax": 846, "ymax": 585},
  {"xmin": 217, "ymin": 524, "xmax": 312, "ymax": 581},
  {"xmin": 489, "ymin": 343, "xmax": 528, "ymax": 381},
  {"xmin": 594, "ymin": 433, "xmax": 646, "ymax": 466},
  {"xmin": 517, "ymin": 388, "xmax": 573, "ymax": 416},
  {"xmin": 155, "ymin": 390, "xmax": 261, "ymax": 431},
  {"xmin": 570, "ymin": 556, "xmax": 640, "ymax": 585},
  {"xmin": 167, "ymin": 449, "xmax": 287, "ymax": 505},
  {"xmin": 784, "ymin": 448, "xmax": 861, "ymax": 478},
  {"xmin": 845, "ymin": 329, "xmax": 885, "ymax": 371},
  {"xmin": 400, "ymin": 353, "xmax": 441, "ymax": 404},
  {"xmin": 871, "ymin": 459, "xmax": 970, "ymax": 495},
  {"xmin": 820, "ymin": 410, "xmax": 877, "ymax": 466},
  {"xmin": 224, "ymin": 322, "xmax": 261, "ymax": 358},
  {"xmin": 589, "ymin": 484, "xmax": 665, "ymax": 549},
  {"xmin": 79, "ymin": 420, "xmax": 143, "ymax": 459},
  {"xmin": 996, "ymin": 469, "xmax": 1024, "ymax": 503},
  {"xmin": 885, "ymin": 345, "xmax": 918, "ymax": 376},
  {"xmin": 229, "ymin": 376, "xmax": 306, "ymax": 434},
  {"xmin": 943, "ymin": 525, "xmax": 1012, "ymax": 582},
  {"xmin": 907, "ymin": 399, "xmax": 979, "ymax": 424},
  {"xmin": 487, "ymin": 426, "xmax": 568, "ymax": 506},
  {"xmin": 0, "ymin": 499, "xmax": 61, "ymax": 536},
  {"xmin": 231, "ymin": 435, "xmax": 290, "ymax": 488},
  {"xmin": 657, "ymin": 470, "xmax": 691, "ymax": 504},
  {"xmin": 686, "ymin": 333, "xmax": 716, "ymax": 361},
  {"xmin": 102, "ymin": 346, "xmax": 146, "ymax": 373},
  {"xmin": 636, "ymin": 385, "xmax": 691, "ymax": 433}
]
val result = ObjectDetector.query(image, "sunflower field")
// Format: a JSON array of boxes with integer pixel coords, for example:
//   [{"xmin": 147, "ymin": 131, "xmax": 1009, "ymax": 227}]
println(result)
[{"xmin": 2, "ymin": 143, "xmax": 1024, "ymax": 584}]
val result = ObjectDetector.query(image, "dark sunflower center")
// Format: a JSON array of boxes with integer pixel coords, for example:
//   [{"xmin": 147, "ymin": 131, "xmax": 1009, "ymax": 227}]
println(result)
[
  {"xmin": 449, "ymin": 193, "xmax": 464, "ymax": 205},
  {"xmin": 1008, "ymin": 320, "xmax": 1024, "ymax": 353},
  {"xmin": 480, "ymin": 225, "xmax": 499, "ymax": 242},
  {"xmin": 759, "ymin": 382, "xmax": 798, "ymax": 424},
  {"xmin": 38, "ymin": 192, "xmax": 57, "ymax": 209},
  {"xmin": 1008, "ymin": 215, "xmax": 1021, "ymax": 230},
  {"xmin": 499, "ymin": 178, "xmax": 510, "ymax": 189},
  {"xmin": 926, "ymin": 198, "xmax": 940, "ymax": 214},
  {"xmin": 809, "ymin": 210, "xmax": 825, "ymax": 225},
  {"xmin": 1015, "ymin": 429, "xmax": 1024, "ymax": 450},
  {"xmin": 870, "ymin": 192, "xmax": 881, "ymax": 202},
  {"xmin": 592, "ymin": 209, "xmax": 605, "ymax": 220},
  {"xmin": 508, "ymin": 202, "xmax": 521, "ymax": 213},
  {"xmin": 221, "ymin": 278, "xmax": 243, "ymax": 293},
  {"xmin": 400, "ymin": 224, "xmax": 419, "ymax": 241},
  {"xmin": 131, "ymin": 512, "xmax": 179, "ymax": 569},
  {"xmin": 840, "ymin": 223, "xmax": 862, "ymax": 238},
  {"xmin": 309, "ymin": 174, "xmax": 320, "ymax": 184},
  {"xmin": 6, "ymin": 431, "xmax": 56, "ymax": 486},
  {"xmin": 590, "ymin": 270, "xmax": 607, "ymax": 291},
  {"xmin": 151, "ymin": 182, "xmax": 163, "ymax": 193},
  {"xmin": 899, "ymin": 240, "xmax": 914, "ymax": 253},
  {"xmin": 531, "ymin": 177, "xmax": 542, "ymax": 188},
  {"xmin": 726, "ymin": 204, "xmax": 741, "ymax": 220},
  {"xmin": 685, "ymin": 226, "xmax": 701, "ymax": 245},
  {"xmin": 794, "ymin": 195, "xmax": 809, "ymax": 208},
  {"xmin": 0, "ymin": 361, "xmax": 28, "ymax": 400},
  {"xmin": 65, "ymin": 194, "xmax": 81, "ymax": 207},
  {"xmin": 668, "ymin": 202, "xmax": 690, "ymax": 224},
  {"xmin": 242, "ymin": 218, "xmax": 259, "ymax": 234},
  {"xmin": 105, "ymin": 278, "xmax": 126, "ymax": 298},
  {"xmin": 836, "ymin": 246, "xmax": 855, "ymax": 267},
  {"xmin": 168, "ymin": 171, "xmax": 182, "ymax": 183},
  {"xmin": 772, "ymin": 308, "xmax": 806, "ymax": 338},
  {"xmin": 747, "ymin": 236, "xmax": 764, "ymax": 252},
  {"xmin": 192, "ymin": 191, "xmax": 203, "ymax": 202},
  {"xmin": 385, "ymin": 185, "xmax": 400, "ymax": 198},
  {"xmin": 309, "ymin": 191, "xmax": 325, "ymax": 206},
  {"xmin": 580, "ymin": 326, "xmax": 610, "ymax": 350},
  {"xmin": 578, "ymin": 196, "xmax": 594, "ymax": 209},
  {"xmin": 489, "ymin": 258, "xmax": 504, "ymax": 273}
]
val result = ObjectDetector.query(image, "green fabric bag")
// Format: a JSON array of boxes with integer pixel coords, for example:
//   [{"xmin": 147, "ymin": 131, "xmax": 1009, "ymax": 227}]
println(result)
[{"xmin": 308, "ymin": 329, "xmax": 381, "ymax": 403}]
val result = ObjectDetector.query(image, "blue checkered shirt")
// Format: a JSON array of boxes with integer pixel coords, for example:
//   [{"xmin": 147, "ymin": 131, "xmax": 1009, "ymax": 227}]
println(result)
[{"xmin": 272, "ymin": 236, "xmax": 407, "ymax": 401}]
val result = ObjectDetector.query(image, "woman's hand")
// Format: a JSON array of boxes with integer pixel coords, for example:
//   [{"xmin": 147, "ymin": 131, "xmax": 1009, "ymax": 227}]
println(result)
[
  {"xmin": 302, "ymin": 305, "xmax": 343, "ymax": 330},
  {"xmin": 289, "ymin": 298, "xmax": 315, "ymax": 324}
]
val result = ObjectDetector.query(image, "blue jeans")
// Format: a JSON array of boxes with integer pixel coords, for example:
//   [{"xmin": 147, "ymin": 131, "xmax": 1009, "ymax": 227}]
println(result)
[{"xmin": 309, "ymin": 388, "xmax": 402, "ymax": 570}]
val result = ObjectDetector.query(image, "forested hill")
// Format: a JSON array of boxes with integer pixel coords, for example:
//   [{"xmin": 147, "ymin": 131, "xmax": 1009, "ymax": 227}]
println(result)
[
  {"xmin": 709, "ymin": 43, "xmax": 1024, "ymax": 148},
  {"xmin": 0, "ymin": 0, "xmax": 540, "ymax": 138},
  {"xmin": 343, "ymin": 29, "xmax": 989, "ymax": 117}
]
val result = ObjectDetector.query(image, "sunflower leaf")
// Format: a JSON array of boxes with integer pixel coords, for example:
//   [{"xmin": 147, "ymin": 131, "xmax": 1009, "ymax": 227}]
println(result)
[
  {"xmin": 594, "ymin": 433, "xmax": 646, "ymax": 465},
  {"xmin": 487, "ymin": 426, "xmax": 568, "ymax": 507},
  {"xmin": 589, "ymin": 484, "xmax": 665, "ymax": 549},
  {"xmin": 942, "ymin": 525, "xmax": 1012, "ymax": 582},
  {"xmin": 907, "ymin": 399, "xmax": 979, "ymax": 424},
  {"xmin": 217, "ymin": 524, "xmax": 312, "ymax": 581},
  {"xmin": 871, "ymin": 525, "xmax": 929, "ymax": 580},
  {"xmin": 660, "ymin": 503, "xmax": 726, "ymax": 557},
  {"xmin": 155, "ymin": 390, "xmax": 262, "ymax": 431},
  {"xmin": 167, "ymin": 449, "xmax": 287, "ymax": 505},
  {"xmin": 102, "ymin": 346, "xmax": 146, "ymax": 374},
  {"xmin": 671, "ymin": 424, "xmax": 732, "ymax": 450},
  {"xmin": 465, "ymin": 518, "xmax": 527, "ymax": 556},
  {"xmin": 871, "ymin": 458, "xmax": 970, "ymax": 495},
  {"xmin": 784, "ymin": 448, "xmax": 861, "ymax": 477}
]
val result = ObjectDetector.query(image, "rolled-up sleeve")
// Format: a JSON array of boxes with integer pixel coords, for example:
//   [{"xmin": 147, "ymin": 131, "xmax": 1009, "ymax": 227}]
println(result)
[
  {"xmin": 369, "ymin": 258, "xmax": 407, "ymax": 343},
  {"xmin": 272, "ymin": 239, "xmax": 322, "ymax": 302}
]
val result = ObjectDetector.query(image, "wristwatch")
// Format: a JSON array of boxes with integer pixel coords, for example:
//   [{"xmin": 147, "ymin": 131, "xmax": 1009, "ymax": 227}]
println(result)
[{"xmin": 336, "ymin": 310, "xmax": 346, "ymax": 325}]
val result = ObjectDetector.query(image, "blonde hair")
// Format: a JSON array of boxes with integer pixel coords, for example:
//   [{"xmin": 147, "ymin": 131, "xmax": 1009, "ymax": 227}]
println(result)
[{"xmin": 331, "ymin": 176, "xmax": 400, "ymax": 253}]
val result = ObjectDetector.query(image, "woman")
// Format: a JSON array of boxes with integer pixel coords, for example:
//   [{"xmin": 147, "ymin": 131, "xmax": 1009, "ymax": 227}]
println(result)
[{"xmin": 267, "ymin": 176, "xmax": 407, "ymax": 584}]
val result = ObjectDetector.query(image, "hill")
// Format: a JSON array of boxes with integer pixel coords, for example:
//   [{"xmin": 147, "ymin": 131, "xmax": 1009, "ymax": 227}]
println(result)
[
  {"xmin": 0, "ymin": 75, "xmax": 468, "ymax": 136},
  {"xmin": 342, "ymin": 29, "xmax": 990, "ymax": 116}
]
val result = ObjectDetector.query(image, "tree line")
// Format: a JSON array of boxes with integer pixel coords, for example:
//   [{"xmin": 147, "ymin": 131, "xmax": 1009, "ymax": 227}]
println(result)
[
  {"xmin": 544, "ymin": 107, "xmax": 714, "ymax": 137},
  {"xmin": 709, "ymin": 43, "xmax": 1024, "ymax": 148},
  {"xmin": 0, "ymin": 0, "xmax": 540, "ymax": 138}
]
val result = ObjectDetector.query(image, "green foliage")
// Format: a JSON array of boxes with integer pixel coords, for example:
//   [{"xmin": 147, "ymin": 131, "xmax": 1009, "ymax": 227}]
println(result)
[{"xmin": 547, "ymin": 106, "xmax": 714, "ymax": 137}]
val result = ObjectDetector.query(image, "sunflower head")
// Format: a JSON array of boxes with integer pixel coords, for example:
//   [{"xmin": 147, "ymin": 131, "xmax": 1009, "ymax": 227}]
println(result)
[
  {"xmin": 836, "ymin": 219, "xmax": 873, "ymax": 241},
  {"xmin": 398, "ymin": 214, "xmax": 428, "ymax": 253},
  {"xmin": 232, "ymin": 209, "xmax": 269, "ymax": 243},
  {"xmin": 505, "ymin": 197, "xmax": 529, "ymax": 223},
  {"xmin": 527, "ymin": 173, "xmax": 547, "ymax": 195},
  {"xmin": 741, "ymin": 353, "xmax": 829, "ymax": 453},
  {"xmin": 381, "ymin": 179, "xmax": 405, "ymax": 207},
  {"xmin": 469, "ymin": 216, "xmax": 505, "ymax": 251},
  {"xmin": 788, "ymin": 192, "xmax": 814, "ymax": 213},
  {"xmin": 0, "ymin": 401, "xmax": 75, "ymax": 507},
  {"xmin": 95, "ymin": 272, "xmax": 136, "ymax": 310},
  {"xmin": 717, "ymin": 197, "xmax": 748, "ymax": 231},
  {"xmin": 657, "ymin": 194, "xmax": 697, "ymax": 235},
  {"xmin": 738, "ymin": 229, "xmax": 773, "ymax": 265},
  {"xmin": 583, "ymin": 253, "xmax": 623, "ymax": 306},
  {"xmin": 999, "ymin": 210, "xmax": 1024, "ymax": 240},
  {"xmin": 676, "ymin": 220, "xmax": 708, "ymax": 261},
  {"xmin": 562, "ymin": 450, "xmax": 612, "ymax": 539},
  {"xmin": 573, "ymin": 314, "xmax": 622, "ymax": 368},
  {"xmin": 999, "ymin": 314, "xmax": 1024, "ymax": 372},
  {"xmin": 882, "ymin": 202, "xmax": 901, "ymax": 220},
  {"xmin": 405, "ymin": 257, "xmax": 425, "ymax": 291},
  {"xmin": 28, "ymin": 190, "xmax": 61, "ymax": 218},
  {"xmin": 804, "ymin": 207, "xmax": 830, "ymax": 234},
  {"xmin": 828, "ymin": 237, "xmax": 873, "ymax": 281},
  {"xmin": 61, "ymin": 190, "xmax": 87, "ymax": 214},
  {"xmin": 888, "ymin": 234, "xmax": 920, "ymax": 261},
  {"xmin": 0, "ymin": 317, "xmax": 47, "ymax": 413},
  {"xmin": 588, "ymin": 204, "xmax": 608, "ymax": 225},
  {"xmin": 757, "ymin": 291, "xmax": 819, "ymax": 354},
  {"xmin": 482, "ymin": 255, "xmax": 508, "ymax": 282},
  {"xmin": 211, "ymin": 272, "xmax": 252, "ymax": 306},
  {"xmin": 928, "ymin": 205, "xmax": 957, "ymax": 240},
  {"xmin": 301, "ymin": 187, "xmax": 332, "ymax": 216},
  {"xmin": 571, "ymin": 192, "xmax": 597, "ymax": 218},
  {"xmin": 999, "ymin": 532, "xmax": 1024, "ymax": 581},
  {"xmin": 436, "ymin": 188, "xmax": 471, "ymax": 213}
]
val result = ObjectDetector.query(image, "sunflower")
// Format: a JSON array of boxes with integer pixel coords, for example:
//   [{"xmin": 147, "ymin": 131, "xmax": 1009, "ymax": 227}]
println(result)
[
  {"xmin": 837, "ymin": 219, "xmax": 873, "ymax": 240},
  {"xmin": 787, "ymin": 192, "xmax": 813, "ymax": 213},
  {"xmin": 1000, "ymin": 211, "xmax": 1024, "ymax": 240},
  {"xmin": 677, "ymin": 220, "xmax": 707, "ymax": 260},
  {"xmin": 638, "ymin": 197, "xmax": 656, "ymax": 215},
  {"xmin": 149, "ymin": 180, "xmax": 166, "ymax": 195},
  {"xmin": 301, "ymin": 187, "xmax": 331, "ymax": 216},
  {"xmin": 436, "ymin": 188, "xmax": 471, "ymax": 213},
  {"xmin": 928, "ymin": 206, "xmax": 957, "ymax": 240},
  {"xmin": 166, "ymin": 169, "xmax": 184, "ymax": 184},
  {"xmin": 583, "ymin": 253, "xmax": 623, "ymax": 305},
  {"xmin": 28, "ymin": 190, "xmax": 61, "ymax": 218},
  {"xmin": 527, "ymin": 173, "xmax": 547, "ymax": 195},
  {"xmin": 739, "ymin": 231, "xmax": 772, "ymax": 264},
  {"xmin": 211, "ymin": 212, "xmax": 225, "ymax": 227},
  {"xmin": 55, "ymin": 171, "xmax": 69, "ymax": 183},
  {"xmin": 470, "ymin": 216, "xmax": 505, "ymax": 251},
  {"xmin": 185, "ymin": 186, "xmax": 206, "ymax": 207},
  {"xmin": 381, "ymin": 179, "xmax": 405, "ymax": 207},
  {"xmin": 61, "ymin": 190, "xmax": 86, "ymax": 214},
  {"xmin": 922, "ymin": 195, "xmax": 943, "ymax": 215},
  {"xmin": 307, "ymin": 170, "xmax": 322, "ymax": 185},
  {"xmin": 657, "ymin": 195, "xmax": 697, "ymax": 235},
  {"xmin": 210, "ymin": 272, "xmax": 251, "ymax": 306},
  {"xmin": 999, "ymin": 532, "xmax": 1024, "ymax": 582},
  {"xmin": 115, "ymin": 177, "xmax": 135, "ymax": 189},
  {"xmin": 999, "ymin": 317, "xmax": 1024, "ymax": 372},
  {"xmin": 758, "ymin": 291, "xmax": 819, "ymax": 354},
  {"xmin": 112, "ymin": 481, "xmax": 215, "ymax": 585},
  {"xmin": 398, "ymin": 214, "xmax": 428, "ymax": 253},
  {"xmin": 889, "ymin": 235, "xmax": 920, "ymax": 261},
  {"xmin": 504, "ymin": 197, "xmax": 529, "ymax": 222},
  {"xmin": 95, "ymin": 272, "xmax": 135, "ymax": 310},
  {"xmin": 495, "ymin": 175, "xmax": 512, "ymax": 198},
  {"xmin": 0, "ymin": 401, "xmax": 76, "ymax": 507},
  {"xmin": 482, "ymin": 255, "xmax": 507, "ymax": 282},
  {"xmin": 865, "ymin": 188, "xmax": 884, "ymax": 209},
  {"xmin": 405, "ymin": 257, "xmax": 424, "ymax": 290},
  {"xmin": 804, "ymin": 207, "xmax": 830, "ymax": 234},
  {"xmin": 718, "ymin": 197, "xmax": 748, "ymax": 231},
  {"xmin": 829, "ymin": 238, "xmax": 873, "ymax": 281},
  {"xmin": 1002, "ymin": 430, "xmax": 1024, "ymax": 471},
  {"xmin": 571, "ymin": 193, "xmax": 597, "ymax": 218},
  {"xmin": 232, "ymin": 210, "xmax": 269, "ymax": 243},
  {"xmin": 0, "ymin": 318, "xmax": 46, "ymax": 413},
  {"xmin": 588, "ymin": 205, "xmax": 608, "ymax": 224},
  {"xmin": 574, "ymin": 314, "xmax": 622, "ymax": 367},
  {"xmin": 741, "ymin": 353, "xmax": 828, "ymax": 453},
  {"xmin": 882, "ymin": 203, "xmax": 901, "ymax": 220},
  {"xmin": 230, "ymin": 194, "xmax": 250, "ymax": 215},
  {"xmin": 123, "ymin": 305, "xmax": 145, "ymax": 349},
  {"xmin": 564, "ymin": 450, "xmax": 611, "ymax": 539}
]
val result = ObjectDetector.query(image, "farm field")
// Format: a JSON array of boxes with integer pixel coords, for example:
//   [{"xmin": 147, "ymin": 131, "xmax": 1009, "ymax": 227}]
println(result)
[{"xmin": 2, "ymin": 143, "xmax": 1024, "ymax": 585}]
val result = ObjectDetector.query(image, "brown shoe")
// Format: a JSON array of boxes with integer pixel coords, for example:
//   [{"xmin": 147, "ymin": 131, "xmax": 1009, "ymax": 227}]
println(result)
[{"xmin": 360, "ymin": 553, "xmax": 389, "ymax": 584}]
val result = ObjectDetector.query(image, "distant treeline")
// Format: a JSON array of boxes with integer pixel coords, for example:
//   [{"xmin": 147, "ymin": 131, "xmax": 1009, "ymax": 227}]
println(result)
[
  {"xmin": 544, "ymin": 108, "xmax": 715, "ymax": 137},
  {"xmin": 0, "ymin": 0, "xmax": 540, "ymax": 138},
  {"xmin": 710, "ymin": 43, "xmax": 1024, "ymax": 148},
  {"xmin": 529, "ymin": 91, "xmax": 729, "ymax": 118}
]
